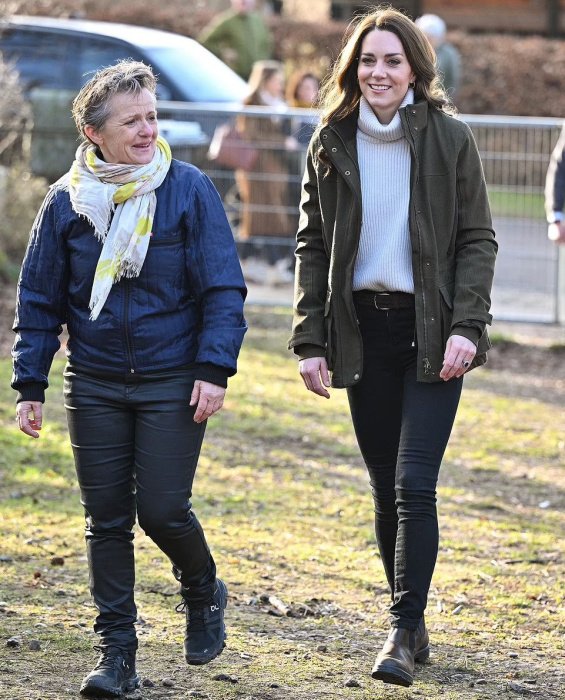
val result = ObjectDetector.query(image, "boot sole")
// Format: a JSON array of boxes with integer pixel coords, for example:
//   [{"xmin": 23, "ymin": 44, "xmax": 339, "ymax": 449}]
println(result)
[
  {"xmin": 79, "ymin": 673, "xmax": 140, "ymax": 697},
  {"xmin": 371, "ymin": 645, "xmax": 429, "ymax": 687},
  {"xmin": 371, "ymin": 663, "xmax": 412, "ymax": 687}
]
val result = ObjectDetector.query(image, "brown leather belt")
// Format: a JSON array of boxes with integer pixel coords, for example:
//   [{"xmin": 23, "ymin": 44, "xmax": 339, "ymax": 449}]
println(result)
[{"xmin": 353, "ymin": 290, "xmax": 415, "ymax": 310}]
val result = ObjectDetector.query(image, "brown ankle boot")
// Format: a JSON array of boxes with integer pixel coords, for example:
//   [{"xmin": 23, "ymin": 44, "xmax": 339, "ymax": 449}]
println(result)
[{"xmin": 371, "ymin": 618, "xmax": 430, "ymax": 687}]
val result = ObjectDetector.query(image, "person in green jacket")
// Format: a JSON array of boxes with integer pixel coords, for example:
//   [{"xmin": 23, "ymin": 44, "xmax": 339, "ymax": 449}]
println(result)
[
  {"xmin": 198, "ymin": 0, "xmax": 274, "ymax": 80},
  {"xmin": 289, "ymin": 7, "xmax": 496, "ymax": 689}
]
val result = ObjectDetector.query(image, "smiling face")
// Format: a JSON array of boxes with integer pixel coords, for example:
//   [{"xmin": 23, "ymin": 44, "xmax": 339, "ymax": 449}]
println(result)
[
  {"xmin": 296, "ymin": 76, "xmax": 320, "ymax": 106},
  {"xmin": 357, "ymin": 29, "xmax": 415, "ymax": 124},
  {"xmin": 84, "ymin": 88, "xmax": 158, "ymax": 165}
]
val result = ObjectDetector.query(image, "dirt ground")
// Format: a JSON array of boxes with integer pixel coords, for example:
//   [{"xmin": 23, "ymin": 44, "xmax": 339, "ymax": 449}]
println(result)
[{"xmin": 1, "ymin": 290, "xmax": 564, "ymax": 700}]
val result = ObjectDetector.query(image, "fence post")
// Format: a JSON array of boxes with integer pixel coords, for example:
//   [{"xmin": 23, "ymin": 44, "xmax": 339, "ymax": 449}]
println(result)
[{"xmin": 557, "ymin": 245, "xmax": 565, "ymax": 326}]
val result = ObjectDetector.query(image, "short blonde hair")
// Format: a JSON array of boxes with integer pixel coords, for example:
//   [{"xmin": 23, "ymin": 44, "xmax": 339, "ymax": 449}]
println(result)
[{"xmin": 72, "ymin": 60, "xmax": 157, "ymax": 141}]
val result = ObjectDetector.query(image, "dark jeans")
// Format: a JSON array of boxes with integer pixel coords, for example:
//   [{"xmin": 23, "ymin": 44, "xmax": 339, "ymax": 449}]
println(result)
[
  {"xmin": 64, "ymin": 367, "xmax": 216, "ymax": 650},
  {"xmin": 347, "ymin": 300, "xmax": 462, "ymax": 630}
]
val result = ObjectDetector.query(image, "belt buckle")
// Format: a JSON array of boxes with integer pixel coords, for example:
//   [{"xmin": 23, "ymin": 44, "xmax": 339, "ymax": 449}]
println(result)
[{"xmin": 373, "ymin": 292, "xmax": 391, "ymax": 311}]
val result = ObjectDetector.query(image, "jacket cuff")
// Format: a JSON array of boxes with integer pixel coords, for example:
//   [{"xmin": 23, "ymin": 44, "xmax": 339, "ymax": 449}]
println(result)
[
  {"xmin": 451, "ymin": 324, "xmax": 481, "ymax": 346},
  {"xmin": 15, "ymin": 382, "xmax": 45, "ymax": 404},
  {"xmin": 294, "ymin": 343, "xmax": 326, "ymax": 360},
  {"xmin": 194, "ymin": 363, "xmax": 229, "ymax": 389}
]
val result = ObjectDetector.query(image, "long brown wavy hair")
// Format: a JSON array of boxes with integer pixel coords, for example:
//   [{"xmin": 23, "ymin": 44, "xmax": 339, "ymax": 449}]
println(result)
[{"xmin": 318, "ymin": 5, "xmax": 455, "ymax": 128}]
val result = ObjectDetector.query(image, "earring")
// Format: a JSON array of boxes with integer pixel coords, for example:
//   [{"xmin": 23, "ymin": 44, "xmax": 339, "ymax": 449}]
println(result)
[{"xmin": 409, "ymin": 81, "xmax": 415, "ymax": 88}]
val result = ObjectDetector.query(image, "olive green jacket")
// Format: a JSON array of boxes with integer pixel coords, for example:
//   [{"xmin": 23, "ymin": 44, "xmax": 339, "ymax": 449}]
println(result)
[
  {"xmin": 198, "ymin": 11, "xmax": 273, "ymax": 81},
  {"xmin": 289, "ymin": 101, "xmax": 497, "ymax": 387}
]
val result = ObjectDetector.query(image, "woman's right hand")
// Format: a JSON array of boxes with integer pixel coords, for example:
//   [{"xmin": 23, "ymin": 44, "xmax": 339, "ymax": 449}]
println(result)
[
  {"xmin": 299, "ymin": 357, "xmax": 331, "ymax": 399},
  {"xmin": 16, "ymin": 401, "xmax": 43, "ymax": 439}
]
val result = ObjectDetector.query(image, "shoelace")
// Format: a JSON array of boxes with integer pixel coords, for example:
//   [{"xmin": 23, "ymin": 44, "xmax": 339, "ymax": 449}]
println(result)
[
  {"xmin": 92, "ymin": 646, "xmax": 128, "ymax": 670},
  {"xmin": 175, "ymin": 600, "xmax": 209, "ymax": 632}
]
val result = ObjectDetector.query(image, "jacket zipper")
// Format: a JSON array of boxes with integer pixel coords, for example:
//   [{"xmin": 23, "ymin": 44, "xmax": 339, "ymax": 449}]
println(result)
[
  {"xmin": 124, "ymin": 279, "xmax": 136, "ymax": 373},
  {"xmin": 401, "ymin": 109, "xmax": 431, "ymax": 375},
  {"xmin": 325, "ymin": 127, "xmax": 364, "ymax": 380}
]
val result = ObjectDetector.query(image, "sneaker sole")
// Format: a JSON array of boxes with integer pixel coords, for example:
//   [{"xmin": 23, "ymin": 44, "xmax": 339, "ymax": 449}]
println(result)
[
  {"xmin": 79, "ymin": 674, "xmax": 140, "ymax": 697},
  {"xmin": 186, "ymin": 637, "xmax": 227, "ymax": 666}
]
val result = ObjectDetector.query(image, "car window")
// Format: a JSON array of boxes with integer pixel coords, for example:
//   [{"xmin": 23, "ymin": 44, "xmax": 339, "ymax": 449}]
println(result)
[
  {"xmin": 77, "ymin": 39, "xmax": 138, "ymax": 85},
  {"xmin": 76, "ymin": 38, "xmax": 175, "ymax": 100},
  {"xmin": 0, "ymin": 29, "xmax": 78, "ymax": 91},
  {"xmin": 1, "ymin": 21, "xmax": 246, "ymax": 103},
  {"xmin": 143, "ymin": 45, "xmax": 247, "ymax": 103}
]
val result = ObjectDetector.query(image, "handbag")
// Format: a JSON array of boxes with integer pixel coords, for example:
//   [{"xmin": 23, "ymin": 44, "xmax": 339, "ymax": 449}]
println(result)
[{"xmin": 207, "ymin": 122, "xmax": 259, "ymax": 171}]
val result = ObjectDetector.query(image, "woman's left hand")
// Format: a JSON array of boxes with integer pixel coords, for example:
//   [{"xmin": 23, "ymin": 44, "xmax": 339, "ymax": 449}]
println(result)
[
  {"xmin": 190, "ymin": 380, "xmax": 226, "ymax": 423},
  {"xmin": 440, "ymin": 334, "xmax": 477, "ymax": 381}
]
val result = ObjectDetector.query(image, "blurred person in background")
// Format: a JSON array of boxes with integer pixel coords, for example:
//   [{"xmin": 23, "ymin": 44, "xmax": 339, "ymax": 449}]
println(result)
[
  {"xmin": 286, "ymin": 70, "xmax": 322, "ymax": 238},
  {"xmin": 286, "ymin": 70, "xmax": 321, "ymax": 146},
  {"xmin": 236, "ymin": 59, "xmax": 298, "ymax": 283},
  {"xmin": 12, "ymin": 60, "xmax": 246, "ymax": 698},
  {"xmin": 199, "ymin": 0, "xmax": 274, "ymax": 80},
  {"xmin": 289, "ymin": 7, "xmax": 496, "ymax": 688},
  {"xmin": 415, "ymin": 13, "xmax": 461, "ymax": 102},
  {"xmin": 545, "ymin": 122, "xmax": 565, "ymax": 244}
]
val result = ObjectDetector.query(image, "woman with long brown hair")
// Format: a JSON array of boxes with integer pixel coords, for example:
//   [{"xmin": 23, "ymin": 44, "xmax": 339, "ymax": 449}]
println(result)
[{"xmin": 289, "ymin": 7, "xmax": 496, "ymax": 688}]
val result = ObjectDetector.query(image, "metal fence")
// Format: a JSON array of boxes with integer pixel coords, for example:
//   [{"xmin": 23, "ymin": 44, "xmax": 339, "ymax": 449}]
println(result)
[
  {"xmin": 157, "ymin": 102, "xmax": 563, "ymax": 324},
  {"xmin": 6, "ymin": 102, "xmax": 563, "ymax": 323}
]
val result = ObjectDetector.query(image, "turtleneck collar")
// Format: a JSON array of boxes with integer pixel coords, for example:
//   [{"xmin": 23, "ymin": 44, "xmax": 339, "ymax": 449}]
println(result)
[{"xmin": 358, "ymin": 88, "xmax": 414, "ymax": 142}]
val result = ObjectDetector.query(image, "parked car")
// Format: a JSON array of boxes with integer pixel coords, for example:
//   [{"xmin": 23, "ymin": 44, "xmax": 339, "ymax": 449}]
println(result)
[{"xmin": 0, "ymin": 15, "xmax": 248, "ymax": 180}]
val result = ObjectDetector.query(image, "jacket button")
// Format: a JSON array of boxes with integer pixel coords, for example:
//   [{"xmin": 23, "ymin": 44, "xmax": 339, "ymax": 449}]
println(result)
[
  {"xmin": 353, "ymin": 373, "xmax": 360, "ymax": 381},
  {"xmin": 413, "ymin": 126, "xmax": 418, "ymax": 130},
  {"xmin": 332, "ymin": 147, "xmax": 337, "ymax": 152},
  {"xmin": 322, "ymin": 134, "xmax": 328, "ymax": 139},
  {"xmin": 411, "ymin": 110, "xmax": 416, "ymax": 115},
  {"xmin": 431, "ymin": 317, "xmax": 435, "ymax": 321},
  {"xmin": 345, "ymin": 170, "xmax": 351, "ymax": 175}
]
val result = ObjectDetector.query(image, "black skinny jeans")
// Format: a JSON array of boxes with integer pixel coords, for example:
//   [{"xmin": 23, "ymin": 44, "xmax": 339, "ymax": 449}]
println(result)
[
  {"xmin": 347, "ymin": 299, "xmax": 462, "ymax": 631},
  {"xmin": 64, "ymin": 367, "xmax": 216, "ymax": 650}
]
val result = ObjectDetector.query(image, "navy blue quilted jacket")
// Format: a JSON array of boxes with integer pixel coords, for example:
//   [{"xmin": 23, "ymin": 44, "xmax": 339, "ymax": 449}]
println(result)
[{"xmin": 12, "ymin": 159, "xmax": 247, "ymax": 402}]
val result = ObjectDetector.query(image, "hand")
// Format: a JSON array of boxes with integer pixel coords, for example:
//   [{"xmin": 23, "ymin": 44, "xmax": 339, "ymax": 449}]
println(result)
[
  {"xmin": 16, "ymin": 401, "xmax": 43, "ymax": 438},
  {"xmin": 285, "ymin": 136, "xmax": 300, "ymax": 151},
  {"xmin": 548, "ymin": 222, "xmax": 565, "ymax": 244},
  {"xmin": 299, "ymin": 356, "xmax": 331, "ymax": 398},
  {"xmin": 440, "ymin": 334, "xmax": 477, "ymax": 381},
  {"xmin": 190, "ymin": 380, "xmax": 226, "ymax": 423}
]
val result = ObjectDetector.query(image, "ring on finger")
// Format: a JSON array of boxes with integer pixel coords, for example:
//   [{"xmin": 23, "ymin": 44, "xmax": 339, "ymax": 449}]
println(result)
[{"xmin": 462, "ymin": 359, "xmax": 470, "ymax": 368}]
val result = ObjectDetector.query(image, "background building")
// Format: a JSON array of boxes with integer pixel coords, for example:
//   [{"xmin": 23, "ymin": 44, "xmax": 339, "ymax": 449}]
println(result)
[{"xmin": 282, "ymin": 0, "xmax": 564, "ymax": 36}]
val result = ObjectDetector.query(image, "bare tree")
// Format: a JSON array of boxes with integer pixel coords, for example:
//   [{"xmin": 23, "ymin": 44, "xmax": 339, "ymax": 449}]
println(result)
[
  {"xmin": 0, "ymin": 59, "xmax": 32, "ymax": 161},
  {"xmin": 0, "ymin": 7, "xmax": 32, "ymax": 162}
]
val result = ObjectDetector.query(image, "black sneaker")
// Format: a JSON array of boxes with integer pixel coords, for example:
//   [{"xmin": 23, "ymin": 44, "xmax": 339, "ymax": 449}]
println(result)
[
  {"xmin": 178, "ymin": 578, "xmax": 228, "ymax": 665},
  {"xmin": 79, "ymin": 646, "xmax": 139, "ymax": 698}
]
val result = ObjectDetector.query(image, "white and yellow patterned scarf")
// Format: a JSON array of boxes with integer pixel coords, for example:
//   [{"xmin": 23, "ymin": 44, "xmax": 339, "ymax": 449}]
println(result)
[{"xmin": 67, "ymin": 136, "xmax": 172, "ymax": 320}]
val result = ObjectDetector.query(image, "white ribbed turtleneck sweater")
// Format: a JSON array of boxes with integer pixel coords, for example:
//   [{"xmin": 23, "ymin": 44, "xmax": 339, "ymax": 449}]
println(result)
[{"xmin": 352, "ymin": 90, "xmax": 414, "ymax": 293}]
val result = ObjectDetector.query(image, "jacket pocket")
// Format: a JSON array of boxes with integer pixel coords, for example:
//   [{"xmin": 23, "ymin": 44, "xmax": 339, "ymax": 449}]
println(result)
[
  {"xmin": 324, "ymin": 293, "xmax": 335, "ymax": 370},
  {"xmin": 439, "ymin": 283, "xmax": 454, "ymax": 345}
]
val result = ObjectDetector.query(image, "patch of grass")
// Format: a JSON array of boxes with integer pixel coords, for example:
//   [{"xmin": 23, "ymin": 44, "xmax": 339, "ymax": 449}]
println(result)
[
  {"xmin": 1, "ymin": 306, "xmax": 563, "ymax": 699},
  {"xmin": 488, "ymin": 331, "xmax": 519, "ymax": 346},
  {"xmin": 487, "ymin": 188, "xmax": 544, "ymax": 218}
]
